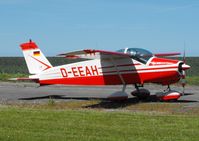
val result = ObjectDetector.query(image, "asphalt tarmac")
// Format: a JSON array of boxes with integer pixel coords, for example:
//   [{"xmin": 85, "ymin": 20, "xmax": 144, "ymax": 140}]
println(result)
[{"xmin": 0, "ymin": 82, "xmax": 198, "ymax": 107}]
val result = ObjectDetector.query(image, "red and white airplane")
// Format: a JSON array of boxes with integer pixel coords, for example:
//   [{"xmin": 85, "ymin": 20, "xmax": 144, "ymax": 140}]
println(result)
[{"xmin": 15, "ymin": 40, "xmax": 190, "ymax": 101}]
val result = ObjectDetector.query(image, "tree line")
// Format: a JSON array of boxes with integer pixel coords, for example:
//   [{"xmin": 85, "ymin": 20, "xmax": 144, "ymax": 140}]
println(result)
[{"xmin": 0, "ymin": 57, "xmax": 198, "ymax": 76}]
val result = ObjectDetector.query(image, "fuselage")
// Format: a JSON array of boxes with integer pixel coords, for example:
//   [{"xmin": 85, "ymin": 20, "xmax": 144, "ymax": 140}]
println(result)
[
  {"xmin": 32, "ymin": 56, "xmax": 186, "ymax": 86},
  {"xmin": 19, "ymin": 41, "xmax": 190, "ymax": 89}
]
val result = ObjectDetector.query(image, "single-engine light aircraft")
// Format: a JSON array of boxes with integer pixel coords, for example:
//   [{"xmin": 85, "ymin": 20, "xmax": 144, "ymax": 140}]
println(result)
[{"xmin": 13, "ymin": 40, "xmax": 190, "ymax": 101}]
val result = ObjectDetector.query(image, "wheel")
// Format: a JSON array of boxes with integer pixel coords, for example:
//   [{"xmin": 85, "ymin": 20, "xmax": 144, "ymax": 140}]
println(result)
[
  {"xmin": 156, "ymin": 90, "xmax": 181, "ymax": 101},
  {"xmin": 131, "ymin": 89, "xmax": 150, "ymax": 100}
]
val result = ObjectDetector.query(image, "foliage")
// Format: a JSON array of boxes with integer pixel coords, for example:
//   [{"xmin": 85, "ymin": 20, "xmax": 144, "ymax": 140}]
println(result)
[
  {"xmin": 0, "ymin": 57, "xmax": 28, "ymax": 74},
  {"xmin": 187, "ymin": 76, "xmax": 199, "ymax": 85},
  {"xmin": 183, "ymin": 57, "xmax": 199, "ymax": 77},
  {"xmin": 0, "ymin": 57, "xmax": 86, "ymax": 74},
  {"xmin": 0, "ymin": 73, "xmax": 27, "ymax": 81}
]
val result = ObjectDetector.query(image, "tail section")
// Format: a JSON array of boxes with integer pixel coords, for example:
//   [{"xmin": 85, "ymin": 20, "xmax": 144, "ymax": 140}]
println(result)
[{"xmin": 20, "ymin": 40, "xmax": 53, "ymax": 74}]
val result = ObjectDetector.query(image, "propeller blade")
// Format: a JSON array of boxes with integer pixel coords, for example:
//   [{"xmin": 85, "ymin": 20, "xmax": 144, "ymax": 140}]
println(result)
[
  {"xmin": 181, "ymin": 71, "xmax": 186, "ymax": 96},
  {"xmin": 181, "ymin": 45, "xmax": 187, "ymax": 96},
  {"xmin": 183, "ymin": 48, "xmax": 186, "ymax": 63}
]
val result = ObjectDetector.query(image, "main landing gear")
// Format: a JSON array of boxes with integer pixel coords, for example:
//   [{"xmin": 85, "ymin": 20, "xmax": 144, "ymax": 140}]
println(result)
[
  {"xmin": 131, "ymin": 84, "xmax": 150, "ymax": 100},
  {"xmin": 108, "ymin": 84, "xmax": 151, "ymax": 101}
]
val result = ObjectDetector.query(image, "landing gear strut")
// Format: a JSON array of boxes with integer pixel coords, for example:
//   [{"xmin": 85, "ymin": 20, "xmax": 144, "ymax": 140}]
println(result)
[{"xmin": 164, "ymin": 85, "xmax": 171, "ymax": 92}]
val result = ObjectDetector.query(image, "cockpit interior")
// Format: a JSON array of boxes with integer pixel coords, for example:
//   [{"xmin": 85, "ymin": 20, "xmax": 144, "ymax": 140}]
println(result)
[{"xmin": 117, "ymin": 48, "xmax": 153, "ymax": 64}]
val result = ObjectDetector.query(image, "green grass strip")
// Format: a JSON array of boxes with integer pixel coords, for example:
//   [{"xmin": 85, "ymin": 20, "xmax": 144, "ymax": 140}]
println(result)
[{"xmin": 0, "ymin": 107, "xmax": 198, "ymax": 141}]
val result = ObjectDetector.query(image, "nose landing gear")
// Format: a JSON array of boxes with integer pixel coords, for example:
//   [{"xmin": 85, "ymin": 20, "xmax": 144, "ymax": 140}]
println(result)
[{"xmin": 156, "ymin": 85, "xmax": 181, "ymax": 101}]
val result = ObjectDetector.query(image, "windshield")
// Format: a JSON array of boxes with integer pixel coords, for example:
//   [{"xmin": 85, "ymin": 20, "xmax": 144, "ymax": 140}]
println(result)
[{"xmin": 117, "ymin": 48, "xmax": 153, "ymax": 64}]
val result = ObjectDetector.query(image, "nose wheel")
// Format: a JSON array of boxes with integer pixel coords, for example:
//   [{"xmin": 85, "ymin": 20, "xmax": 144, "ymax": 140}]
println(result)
[{"xmin": 156, "ymin": 85, "xmax": 181, "ymax": 101}]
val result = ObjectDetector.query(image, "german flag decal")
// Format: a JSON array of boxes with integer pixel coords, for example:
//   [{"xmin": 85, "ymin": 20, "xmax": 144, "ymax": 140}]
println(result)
[{"xmin": 33, "ymin": 51, "xmax": 41, "ymax": 56}]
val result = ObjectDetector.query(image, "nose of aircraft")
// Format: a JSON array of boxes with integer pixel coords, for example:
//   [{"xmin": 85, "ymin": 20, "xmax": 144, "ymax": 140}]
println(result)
[{"xmin": 182, "ymin": 64, "xmax": 190, "ymax": 70}]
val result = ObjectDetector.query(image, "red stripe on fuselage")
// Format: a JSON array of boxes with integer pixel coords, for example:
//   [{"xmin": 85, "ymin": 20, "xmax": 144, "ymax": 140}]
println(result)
[{"xmin": 39, "ymin": 71, "xmax": 180, "ymax": 86}]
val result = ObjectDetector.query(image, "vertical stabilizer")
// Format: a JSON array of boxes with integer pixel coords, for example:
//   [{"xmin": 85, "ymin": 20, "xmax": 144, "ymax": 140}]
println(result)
[{"xmin": 20, "ymin": 40, "xmax": 52, "ymax": 74}]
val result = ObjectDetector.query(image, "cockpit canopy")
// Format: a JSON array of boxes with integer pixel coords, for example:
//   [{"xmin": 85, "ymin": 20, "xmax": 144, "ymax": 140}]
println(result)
[{"xmin": 117, "ymin": 48, "xmax": 153, "ymax": 64}]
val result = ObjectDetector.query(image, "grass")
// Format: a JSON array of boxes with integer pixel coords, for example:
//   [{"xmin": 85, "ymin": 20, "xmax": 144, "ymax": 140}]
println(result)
[
  {"xmin": 0, "ymin": 106, "xmax": 199, "ymax": 141},
  {"xmin": 0, "ymin": 71, "xmax": 198, "ymax": 140},
  {"xmin": 0, "ymin": 101, "xmax": 199, "ymax": 141},
  {"xmin": 9, "ymin": 100, "xmax": 199, "ymax": 115}
]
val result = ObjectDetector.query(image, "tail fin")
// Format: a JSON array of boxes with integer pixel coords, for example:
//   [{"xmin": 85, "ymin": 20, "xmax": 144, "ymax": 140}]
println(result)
[{"xmin": 20, "ymin": 40, "xmax": 53, "ymax": 74}]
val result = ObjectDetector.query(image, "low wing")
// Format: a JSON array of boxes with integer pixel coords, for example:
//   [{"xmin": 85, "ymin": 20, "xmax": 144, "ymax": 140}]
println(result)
[{"xmin": 57, "ymin": 49, "xmax": 131, "ymax": 60}]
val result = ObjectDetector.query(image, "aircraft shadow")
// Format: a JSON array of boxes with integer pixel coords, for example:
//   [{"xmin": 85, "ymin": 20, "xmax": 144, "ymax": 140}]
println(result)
[
  {"xmin": 83, "ymin": 97, "xmax": 139, "ymax": 109},
  {"xmin": 18, "ymin": 95, "xmax": 104, "ymax": 101},
  {"xmin": 84, "ymin": 98, "xmax": 198, "ymax": 109},
  {"xmin": 182, "ymin": 93, "xmax": 195, "ymax": 96},
  {"xmin": 171, "ymin": 100, "xmax": 198, "ymax": 103},
  {"xmin": 18, "ymin": 94, "xmax": 198, "ymax": 109}
]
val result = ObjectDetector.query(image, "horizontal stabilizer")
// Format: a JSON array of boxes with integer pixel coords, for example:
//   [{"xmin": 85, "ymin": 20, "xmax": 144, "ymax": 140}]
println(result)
[{"xmin": 9, "ymin": 78, "xmax": 39, "ymax": 83}]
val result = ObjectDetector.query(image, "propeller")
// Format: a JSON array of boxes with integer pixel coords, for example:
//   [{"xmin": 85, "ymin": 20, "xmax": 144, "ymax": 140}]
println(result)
[
  {"xmin": 180, "ymin": 46, "xmax": 187, "ymax": 95},
  {"xmin": 181, "ymin": 70, "xmax": 186, "ymax": 95}
]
